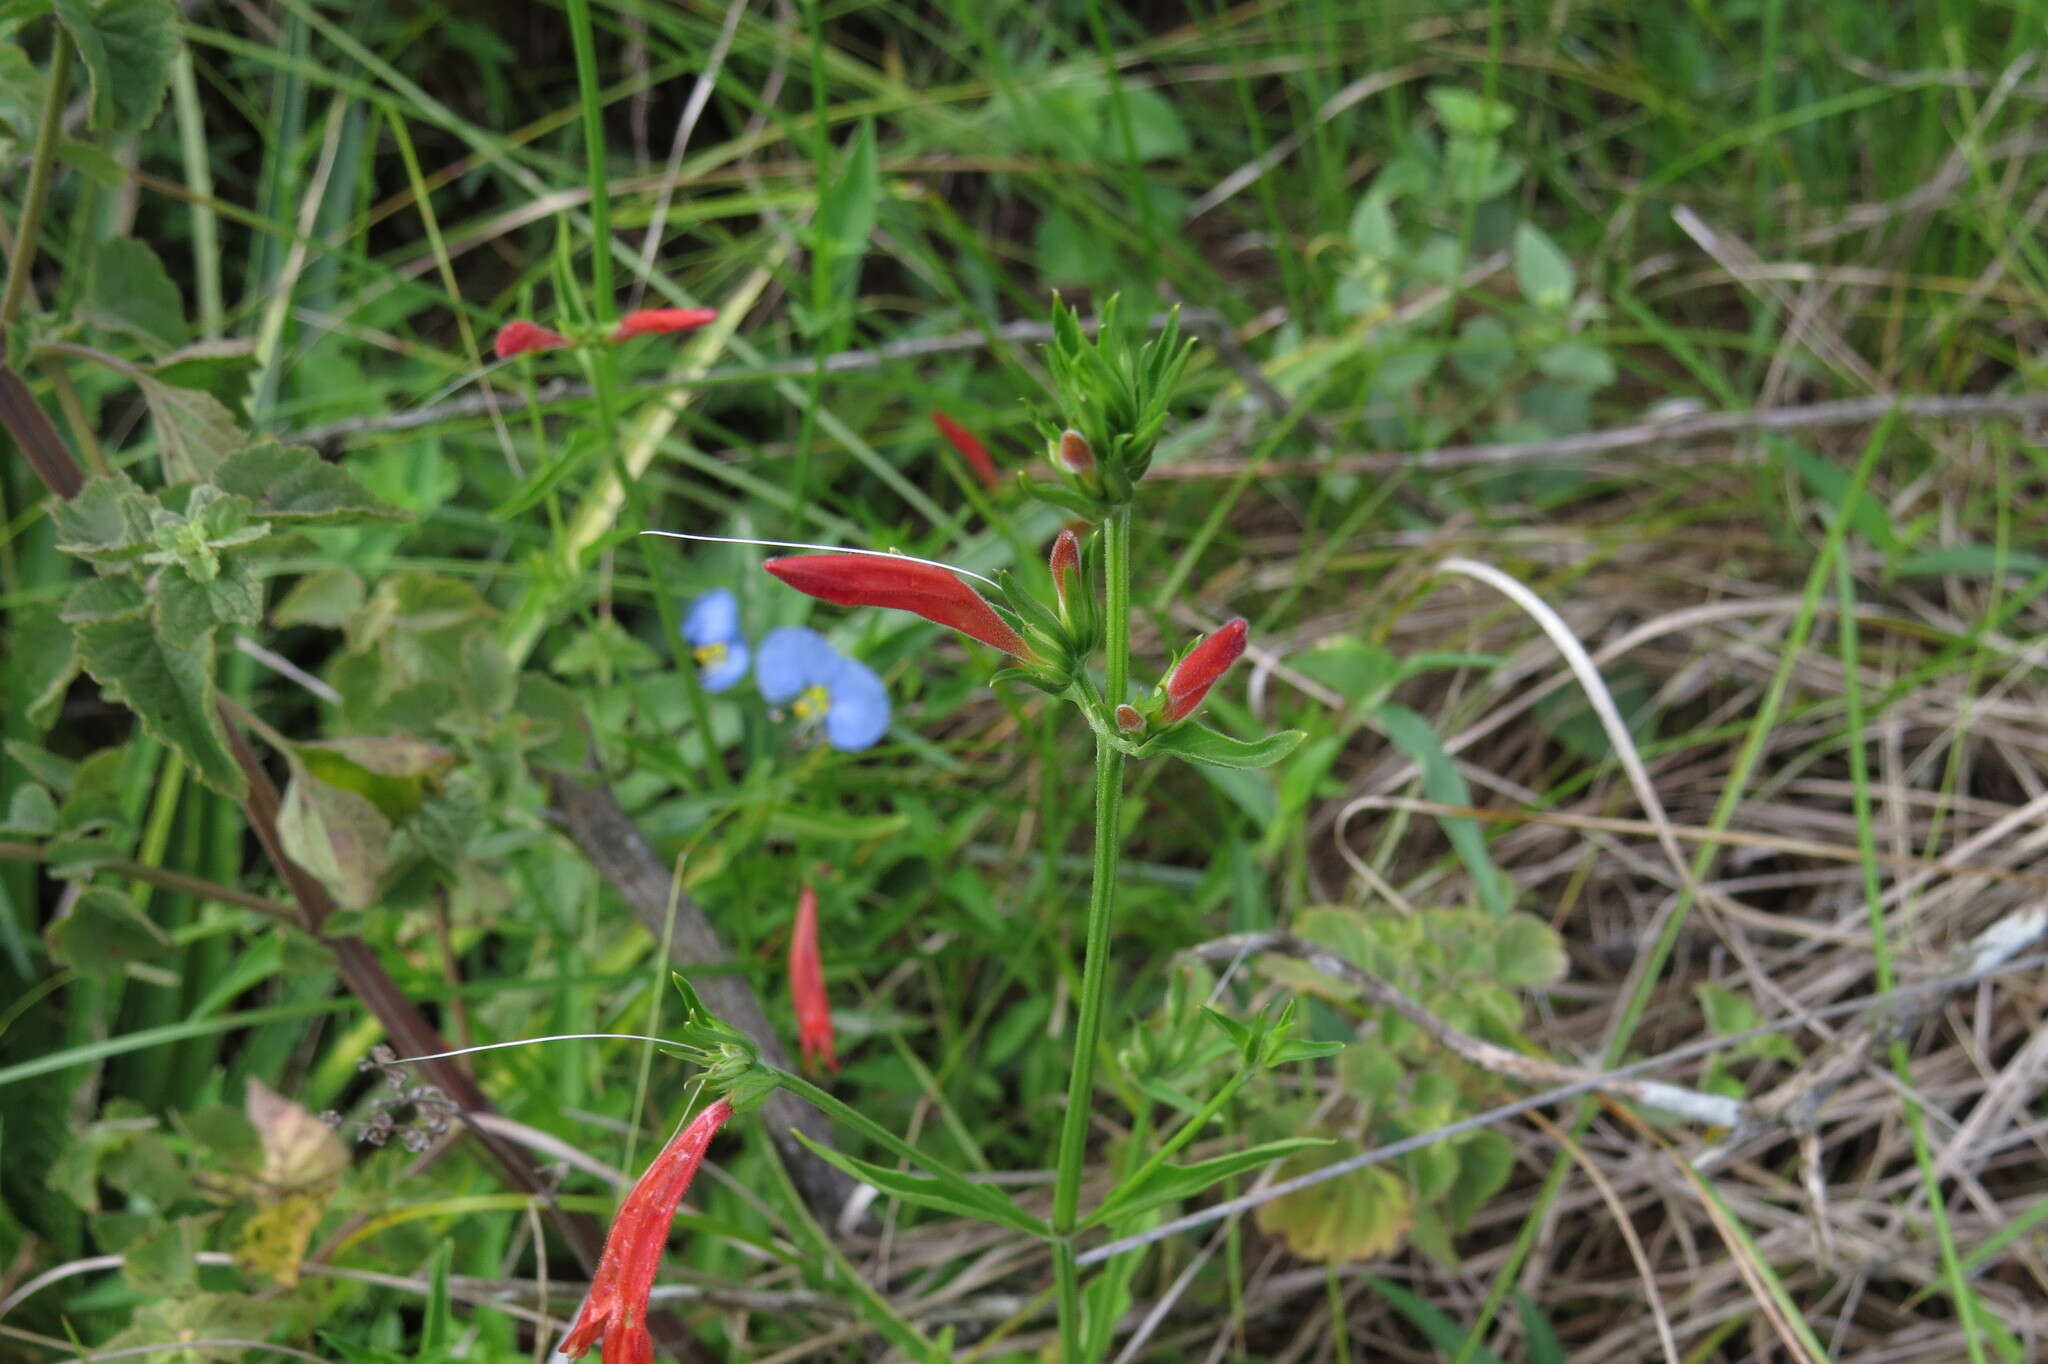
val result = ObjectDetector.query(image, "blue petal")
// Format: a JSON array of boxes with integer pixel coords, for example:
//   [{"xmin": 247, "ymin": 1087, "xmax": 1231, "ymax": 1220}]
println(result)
[
  {"xmin": 823, "ymin": 654, "xmax": 890, "ymax": 751},
  {"xmin": 682, "ymin": 588, "xmax": 742, "ymax": 647},
  {"xmin": 756, "ymin": 626, "xmax": 840, "ymax": 703},
  {"xmin": 700, "ymin": 638, "xmax": 749, "ymax": 693}
]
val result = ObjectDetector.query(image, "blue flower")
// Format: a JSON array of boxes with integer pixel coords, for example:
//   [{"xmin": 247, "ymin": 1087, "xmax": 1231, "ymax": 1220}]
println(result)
[
  {"xmin": 756, "ymin": 626, "xmax": 891, "ymax": 752},
  {"xmin": 681, "ymin": 589, "xmax": 750, "ymax": 692}
]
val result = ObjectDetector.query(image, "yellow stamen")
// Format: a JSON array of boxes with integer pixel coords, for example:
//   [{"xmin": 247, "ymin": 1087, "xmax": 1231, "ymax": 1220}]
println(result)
[{"xmin": 791, "ymin": 683, "xmax": 831, "ymax": 720}]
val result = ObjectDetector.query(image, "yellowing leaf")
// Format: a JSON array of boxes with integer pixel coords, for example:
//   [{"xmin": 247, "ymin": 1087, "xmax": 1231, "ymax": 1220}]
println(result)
[
  {"xmin": 234, "ymin": 1078, "xmax": 348, "ymax": 1286},
  {"xmin": 1254, "ymin": 1146, "xmax": 1412, "ymax": 1262}
]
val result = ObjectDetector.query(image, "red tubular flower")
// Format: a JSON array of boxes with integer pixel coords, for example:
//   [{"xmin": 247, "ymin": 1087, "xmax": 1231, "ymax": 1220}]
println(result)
[
  {"xmin": 561, "ymin": 1098, "xmax": 734, "ymax": 1364},
  {"xmin": 494, "ymin": 320, "xmax": 573, "ymax": 359},
  {"xmin": 1163, "ymin": 618, "xmax": 1248, "ymax": 723},
  {"xmin": 1056, "ymin": 429, "xmax": 1095, "ymax": 475},
  {"xmin": 789, "ymin": 886, "xmax": 836, "ymax": 1073},
  {"xmin": 764, "ymin": 553, "xmax": 1032, "ymax": 659},
  {"xmin": 610, "ymin": 307, "xmax": 719, "ymax": 342},
  {"xmin": 1048, "ymin": 528, "xmax": 1081, "ymax": 605},
  {"xmin": 932, "ymin": 411, "xmax": 999, "ymax": 490}
]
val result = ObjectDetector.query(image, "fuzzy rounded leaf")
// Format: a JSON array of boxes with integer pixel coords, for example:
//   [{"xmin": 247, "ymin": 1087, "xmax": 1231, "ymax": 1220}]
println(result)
[
  {"xmin": 1493, "ymin": 913, "xmax": 1568, "ymax": 987},
  {"xmin": 1254, "ymin": 1146, "xmax": 1413, "ymax": 1263}
]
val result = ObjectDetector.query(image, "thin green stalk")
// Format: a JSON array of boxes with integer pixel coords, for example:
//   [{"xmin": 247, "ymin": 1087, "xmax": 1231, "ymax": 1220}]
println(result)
[
  {"xmin": 1050, "ymin": 505, "xmax": 1136, "ymax": 1356},
  {"xmin": 0, "ymin": 37, "xmax": 68, "ymax": 336},
  {"xmin": 1832, "ymin": 549, "xmax": 1986, "ymax": 1363}
]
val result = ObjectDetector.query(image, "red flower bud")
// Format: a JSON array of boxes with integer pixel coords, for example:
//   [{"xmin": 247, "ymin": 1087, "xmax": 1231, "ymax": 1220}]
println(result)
[
  {"xmin": 610, "ymin": 307, "xmax": 719, "ymax": 341},
  {"xmin": 1048, "ymin": 529, "xmax": 1081, "ymax": 603},
  {"xmin": 932, "ymin": 411, "xmax": 999, "ymax": 490},
  {"xmin": 789, "ymin": 886, "xmax": 836, "ymax": 1073},
  {"xmin": 561, "ymin": 1097, "xmax": 734, "ymax": 1364},
  {"xmin": 494, "ymin": 320, "xmax": 572, "ymax": 359},
  {"xmin": 1163, "ymin": 618, "xmax": 1248, "ymax": 723},
  {"xmin": 764, "ymin": 553, "xmax": 1032, "ymax": 659},
  {"xmin": 1057, "ymin": 429, "xmax": 1095, "ymax": 475}
]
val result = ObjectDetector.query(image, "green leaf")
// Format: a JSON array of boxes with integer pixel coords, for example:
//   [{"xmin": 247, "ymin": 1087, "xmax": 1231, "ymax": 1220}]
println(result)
[
  {"xmin": 1511, "ymin": 221, "xmax": 1574, "ymax": 310},
  {"xmin": 135, "ymin": 373, "xmax": 244, "ymax": 482},
  {"xmin": 51, "ymin": 473, "xmax": 156, "ymax": 565},
  {"xmin": 271, "ymin": 565, "xmax": 364, "ymax": 629},
  {"xmin": 1116, "ymin": 85, "xmax": 1190, "ymax": 160},
  {"xmin": 74, "ymin": 616, "xmax": 244, "ymax": 797},
  {"xmin": 1444, "ymin": 1130, "xmax": 1515, "ymax": 1229},
  {"xmin": 1891, "ymin": 544, "xmax": 2047, "ymax": 580},
  {"xmin": 214, "ymin": 440, "xmax": 404, "ymax": 524},
  {"xmin": 1784, "ymin": 442, "xmax": 1898, "ymax": 551},
  {"xmin": 1375, "ymin": 703, "xmax": 1510, "ymax": 914},
  {"xmin": 14, "ymin": 605, "xmax": 78, "ymax": 731},
  {"xmin": 1451, "ymin": 316, "xmax": 1515, "ymax": 389},
  {"xmin": 51, "ymin": 0, "xmax": 176, "ymax": 133},
  {"xmin": 46, "ymin": 885, "xmax": 170, "ymax": 976},
  {"xmin": 1534, "ymin": 339, "xmax": 1615, "ymax": 388},
  {"xmin": 1093, "ymin": 1137, "xmax": 1330, "ymax": 1224},
  {"xmin": 1516, "ymin": 1292, "xmax": 1569, "ymax": 1364},
  {"xmin": 149, "ymin": 338, "xmax": 258, "ymax": 413},
  {"xmin": 1348, "ymin": 192, "xmax": 1400, "ymax": 257},
  {"xmin": 1, "ymin": 783, "xmax": 59, "ymax": 837},
  {"xmin": 81, "ymin": 238, "xmax": 188, "ymax": 352},
  {"xmin": 297, "ymin": 737, "xmax": 453, "ymax": 821},
  {"xmin": 1427, "ymin": 87, "xmax": 1515, "ymax": 138},
  {"xmin": 277, "ymin": 763, "xmax": 392, "ymax": 909},
  {"xmin": 155, "ymin": 559, "xmax": 262, "ymax": 648},
  {"xmin": 817, "ymin": 120, "xmax": 879, "ymax": 265},
  {"xmin": 1492, "ymin": 913, "xmax": 1568, "ymax": 987},
  {"xmin": 0, "ymin": 42, "xmax": 43, "ymax": 148},
  {"xmin": 1366, "ymin": 1275, "xmax": 1508, "ymax": 1364},
  {"xmin": 1254, "ymin": 1147, "xmax": 1413, "ymax": 1262},
  {"xmin": 1145, "ymin": 723, "xmax": 1306, "ymax": 770},
  {"xmin": 62, "ymin": 575, "xmax": 148, "ymax": 624},
  {"xmin": 787, "ymin": 1130, "xmax": 1049, "ymax": 1238}
]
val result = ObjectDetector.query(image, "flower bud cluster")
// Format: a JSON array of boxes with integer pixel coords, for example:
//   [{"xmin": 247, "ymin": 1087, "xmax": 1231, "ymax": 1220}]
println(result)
[{"xmin": 1031, "ymin": 294, "xmax": 1196, "ymax": 519}]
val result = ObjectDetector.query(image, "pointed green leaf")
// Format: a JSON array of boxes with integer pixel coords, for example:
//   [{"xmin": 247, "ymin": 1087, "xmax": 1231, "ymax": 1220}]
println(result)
[
  {"xmin": 214, "ymin": 441, "xmax": 404, "ymax": 525},
  {"xmin": 155, "ymin": 559, "xmax": 262, "ymax": 648},
  {"xmin": 51, "ymin": 0, "xmax": 177, "ymax": 134},
  {"xmin": 277, "ymin": 763, "xmax": 392, "ymax": 909},
  {"xmin": 1146, "ymin": 722, "xmax": 1306, "ymax": 770},
  {"xmin": 135, "ymin": 374, "xmax": 243, "ymax": 482},
  {"xmin": 81, "ymin": 238, "xmax": 188, "ymax": 352},
  {"xmin": 62, "ymin": 576, "xmax": 149, "ymax": 625},
  {"xmin": 1511, "ymin": 221, "xmax": 1574, "ymax": 310},
  {"xmin": 1092, "ymin": 1137, "xmax": 1330, "ymax": 1225},
  {"xmin": 2, "ymin": 783, "xmax": 59, "ymax": 837},
  {"xmin": 271, "ymin": 565, "xmax": 365, "ymax": 630},
  {"xmin": 75, "ymin": 616, "xmax": 244, "ymax": 797},
  {"xmin": 788, "ymin": 1130, "xmax": 1048, "ymax": 1238},
  {"xmin": 51, "ymin": 473, "xmax": 156, "ymax": 565},
  {"xmin": 1375, "ymin": 703, "xmax": 1509, "ymax": 913},
  {"xmin": 46, "ymin": 886, "xmax": 170, "ymax": 976}
]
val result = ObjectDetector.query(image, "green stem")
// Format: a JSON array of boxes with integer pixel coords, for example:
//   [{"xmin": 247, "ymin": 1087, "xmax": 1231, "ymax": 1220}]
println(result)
[
  {"xmin": 1050, "ymin": 505, "xmax": 1135, "ymax": 1357},
  {"xmin": 0, "ymin": 37, "xmax": 68, "ymax": 337},
  {"xmin": 1082, "ymin": 1068, "xmax": 1250, "ymax": 1231}
]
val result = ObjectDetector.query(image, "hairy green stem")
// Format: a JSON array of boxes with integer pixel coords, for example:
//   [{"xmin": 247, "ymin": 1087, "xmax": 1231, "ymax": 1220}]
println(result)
[
  {"xmin": 1051, "ymin": 506, "xmax": 1135, "ymax": 1356},
  {"xmin": 0, "ymin": 37, "xmax": 68, "ymax": 337}
]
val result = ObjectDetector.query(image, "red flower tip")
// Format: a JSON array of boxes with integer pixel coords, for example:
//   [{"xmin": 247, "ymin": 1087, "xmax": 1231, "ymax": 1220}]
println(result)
[
  {"xmin": 561, "ymin": 1098, "xmax": 734, "ymax": 1364},
  {"xmin": 1163, "ymin": 618, "xmax": 1248, "ymax": 723},
  {"xmin": 609, "ymin": 307, "xmax": 718, "ymax": 342},
  {"xmin": 1056, "ymin": 429, "xmax": 1095, "ymax": 475},
  {"xmin": 1048, "ymin": 529, "xmax": 1081, "ymax": 601},
  {"xmin": 789, "ymin": 886, "xmax": 837, "ymax": 1073},
  {"xmin": 932, "ymin": 411, "xmax": 999, "ymax": 490},
  {"xmin": 494, "ymin": 320, "xmax": 573, "ymax": 359},
  {"xmin": 763, "ymin": 553, "xmax": 1033, "ymax": 660}
]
